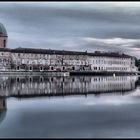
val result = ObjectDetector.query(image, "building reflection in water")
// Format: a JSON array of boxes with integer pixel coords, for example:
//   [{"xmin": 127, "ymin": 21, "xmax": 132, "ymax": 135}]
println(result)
[
  {"xmin": 0, "ymin": 97, "xmax": 6, "ymax": 111},
  {"xmin": 0, "ymin": 76, "xmax": 138, "ymax": 97},
  {"xmin": 0, "ymin": 97, "xmax": 7, "ymax": 125}
]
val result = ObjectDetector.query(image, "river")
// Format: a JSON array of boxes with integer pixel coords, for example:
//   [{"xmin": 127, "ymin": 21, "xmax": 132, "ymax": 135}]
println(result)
[{"xmin": 0, "ymin": 75, "xmax": 140, "ymax": 138}]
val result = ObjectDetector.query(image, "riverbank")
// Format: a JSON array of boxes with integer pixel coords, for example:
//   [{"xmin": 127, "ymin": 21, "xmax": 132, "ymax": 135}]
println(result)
[
  {"xmin": 0, "ymin": 70, "xmax": 138, "ymax": 76},
  {"xmin": 0, "ymin": 71, "xmax": 70, "ymax": 76},
  {"xmin": 70, "ymin": 71, "xmax": 138, "ymax": 76}
]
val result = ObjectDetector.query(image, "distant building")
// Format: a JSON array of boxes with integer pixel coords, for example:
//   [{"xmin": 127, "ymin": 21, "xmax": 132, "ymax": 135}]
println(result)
[{"xmin": 0, "ymin": 23, "xmax": 138, "ymax": 73}]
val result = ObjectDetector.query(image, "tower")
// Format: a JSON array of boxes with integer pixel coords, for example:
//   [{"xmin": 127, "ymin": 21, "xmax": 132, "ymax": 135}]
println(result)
[{"xmin": 0, "ymin": 23, "xmax": 8, "ymax": 48}]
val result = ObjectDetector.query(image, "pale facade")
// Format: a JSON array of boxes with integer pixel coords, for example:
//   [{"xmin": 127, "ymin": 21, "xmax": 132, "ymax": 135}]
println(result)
[
  {"xmin": 88, "ymin": 54, "xmax": 137, "ymax": 72},
  {"xmin": 9, "ymin": 48, "xmax": 90, "ymax": 71},
  {"xmin": 0, "ymin": 47, "xmax": 137, "ymax": 73}
]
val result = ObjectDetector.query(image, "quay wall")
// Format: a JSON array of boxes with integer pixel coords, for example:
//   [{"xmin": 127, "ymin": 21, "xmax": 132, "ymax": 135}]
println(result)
[
  {"xmin": 0, "ymin": 70, "xmax": 138, "ymax": 76},
  {"xmin": 0, "ymin": 71, "xmax": 70, "ymax": 76},
  {"xmin": 70, "ymin": 71, "xmax": 138, "ymax": 76}
]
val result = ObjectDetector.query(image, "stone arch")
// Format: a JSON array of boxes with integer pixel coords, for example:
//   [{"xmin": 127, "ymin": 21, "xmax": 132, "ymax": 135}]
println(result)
[
  {"xmin": 40, "ymin": 66, "xmax": 44, "ymax": 71},
  {"xmin": 29, "ymin": 66, "xmax": 33, "ymax": 71}
]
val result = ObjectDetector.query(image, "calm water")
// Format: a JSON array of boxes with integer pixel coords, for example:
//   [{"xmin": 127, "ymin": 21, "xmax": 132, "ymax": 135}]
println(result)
[{"xmin": 0, "ymin": 75, "xmax": 140, "ymax": 138}]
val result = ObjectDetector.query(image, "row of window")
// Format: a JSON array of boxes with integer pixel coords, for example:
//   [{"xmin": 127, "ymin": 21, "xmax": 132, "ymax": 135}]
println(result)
[
  {"xmin": 0, "ymin": 58, "xmax": 11, "ymax": 63},
  {"xmin": 14, "ymin": 59, "xmax": 89, "ymax": 65},
  {"xmin": 0, "ymin": 52, "xmax": 10, "ymax": 56},
  {"xmin": 0, "ymin": 52, "xmax": 135, "ymax": 60},
  {"xmin": 92, "ymin": 77, "xmax": 129, "ymax": 81},
  {"xmin": 13, "ymin": 58, "xmax": 134, "ymax": 66},
  {"xmin": 16, "ymin": 66, "xmax": 75, "ymax": 71},
  {"xmin": 92, "ymin": 60, "xmax": 130, "ymax": 65},
  {"xmin": 93, "ymin": 57, "xmax": 131, "ymax": 60},
  {"xmin": 16, "ymin": 53, "xmax": 50, "ymax": 58},
  {"xmin": 93, "ymin": 67, "xmax": 129, "ymax": 71}
]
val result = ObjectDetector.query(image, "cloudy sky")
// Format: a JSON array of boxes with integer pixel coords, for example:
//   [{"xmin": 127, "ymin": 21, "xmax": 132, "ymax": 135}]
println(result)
[{"xmin": 1, "ymin": 2, "xmax": 140, "ymax": 58}]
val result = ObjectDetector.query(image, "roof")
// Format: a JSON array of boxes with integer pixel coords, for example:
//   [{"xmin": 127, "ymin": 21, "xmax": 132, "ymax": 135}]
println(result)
[
  {"xmin": 10, "ymin": 47, "xmax": 134, "ymax": 58},
  {"xmin": 0, "ymin": 23, "xmax": 7, "ymax": 37},
  {"xmin": 0, "ymin": 48, "xmax": 11, "ymax": 52},
  {"xmin": 88, "ymin": 51, "xmax": 134, "ymax": 58},
  {"xmin": 11, "ymin": 47, "xmax": 87, "ymax": 55}
]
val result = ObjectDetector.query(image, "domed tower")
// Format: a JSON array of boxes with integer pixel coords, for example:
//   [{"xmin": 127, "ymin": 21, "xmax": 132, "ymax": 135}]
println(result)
[{"xmin": 0, "ymin": 23, "xmax": 8, "ymax": 48}]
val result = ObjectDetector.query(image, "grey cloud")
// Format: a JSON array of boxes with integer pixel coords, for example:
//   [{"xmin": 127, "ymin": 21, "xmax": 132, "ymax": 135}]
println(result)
[{"xmin": 0, "ymin": 3, "xmax": 140, "ymax": 38}]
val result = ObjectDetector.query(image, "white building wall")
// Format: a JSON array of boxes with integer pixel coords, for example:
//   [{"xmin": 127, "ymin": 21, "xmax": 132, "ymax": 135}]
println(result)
[
  {"xmin": 6, "ymin": 51, "xmax": 138, "ymax": 72},
  {"xmin": 88, "ymin": 56, "xmax": 137, "ymax": 72}
]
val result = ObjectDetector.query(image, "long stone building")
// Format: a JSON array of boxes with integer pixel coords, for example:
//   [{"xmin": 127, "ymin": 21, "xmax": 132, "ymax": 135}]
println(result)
[{"xmin": 0, "ymin": 23, "xmax": 138, "ymax": 73}]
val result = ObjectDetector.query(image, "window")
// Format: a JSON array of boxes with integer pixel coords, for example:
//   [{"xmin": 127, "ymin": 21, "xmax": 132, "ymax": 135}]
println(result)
[
  {"xmin": 72, "ymin": 66, "xmax": 75, "ymax": 70},
  {"xmin": 3, "ymin": 40, "xmax": 6, "ymax": 48},
  {"xmin": 51, "ymin": 67, "xmax": 54, "ymax": 70},
  {"xmin": 29, "ymin": 66, "xmax": 32, "ymax": 71},
  {"xmin": 40, "ymin": 67, "xmax": 43, "ymax": 71},
  {"xmin": 17, "ymin": 66, "xmax": 20, "ymax": 70}
]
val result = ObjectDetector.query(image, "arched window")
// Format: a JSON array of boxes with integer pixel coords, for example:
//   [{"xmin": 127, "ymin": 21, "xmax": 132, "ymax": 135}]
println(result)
[
  {"xmin": 17, "ymin": 66, "xmax": 20, "ymax": 70},
  {"xmin": 72, "ymin": 66, "xmax": 75, "ymax": 70},
  {"xmin": 29, "ymin": 66, "xmax": 32, "ymax": 71},
  {"xmin": 63, "ymin": 66, "xmax": 65, "ymax": 70},
  {"xmin": 51, "ymin": 67, "xmax": 54, "ymax": 70},
  {"xmin": 40, "ymin": 66, "xmax": 43, "ymax": 71}
]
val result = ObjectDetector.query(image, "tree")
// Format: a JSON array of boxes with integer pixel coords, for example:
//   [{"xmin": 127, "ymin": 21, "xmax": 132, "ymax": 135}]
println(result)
[{"xmin": 135, "ymin": 59, "xmax": 140, "ymax": 71}]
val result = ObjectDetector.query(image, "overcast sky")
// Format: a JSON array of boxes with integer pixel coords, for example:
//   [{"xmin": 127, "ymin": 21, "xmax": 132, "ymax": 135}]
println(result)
[{"xmin": 1, "ymin": 2, "xmax": 140, "ymax": 58}]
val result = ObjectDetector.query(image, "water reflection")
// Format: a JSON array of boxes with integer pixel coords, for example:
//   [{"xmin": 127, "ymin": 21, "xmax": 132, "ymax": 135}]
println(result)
[
  {"xmin": 0, "ymin": 97, "xmax": 6, "ymax": 111},
  {"xmin": 0, "ymin": 76, "xmax": 138, "ymax": 97},
  {"xmin": 0, "ymin": 76, "xmax": 139, "ymax": 138},
  {"xmin": 0, "ymin": 97, "xmax": 7, "ymax": 125}
]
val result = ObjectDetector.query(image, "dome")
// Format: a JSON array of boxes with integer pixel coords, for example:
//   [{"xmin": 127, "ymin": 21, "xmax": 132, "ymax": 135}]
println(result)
[{"xmin": 0, "ymin": 23, "xmax": 7, "ymax": 37}]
